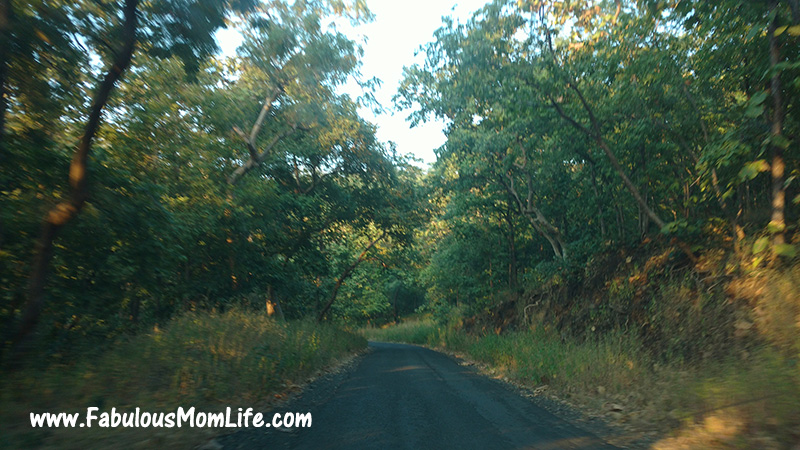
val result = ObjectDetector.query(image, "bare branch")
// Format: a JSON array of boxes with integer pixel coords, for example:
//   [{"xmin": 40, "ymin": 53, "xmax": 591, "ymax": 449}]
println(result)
[
  {"xmin": 504, "ymin": 171, "xmax": 527, "ymax": 215},
  {"xmin": 228, "ymin": 125, "xmax": 297, "ymax": 185},
  {"xmin": 249, "ymin": 85, "xmax": 283, "ymax": 145}
]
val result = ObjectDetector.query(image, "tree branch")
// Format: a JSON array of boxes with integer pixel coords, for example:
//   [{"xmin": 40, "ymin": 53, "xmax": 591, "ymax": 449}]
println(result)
[
  {"xmin": 228, "ymin": 124, "xmax": 297, "ymax": 185},
  {"xmin": 550, "ymin": 96, "xmax": 593, "ymax": 137},
  {"xmin": 249, "ymin": 85, "xmax": 283, "ymax": 146},
  {"xmin": 569, "ymin": 82, "xmax": 603, "ymax": 137},
  {"xmin": 317, "ymin": 230, "xmax": 388, "ymax": 322},
  {"xmin": 232, "ymin": 125, "xmax": 258, "ymax": 160},
  {"xmin": 12, "ymin": 0, "xmax": 139, "ymax": 358}
]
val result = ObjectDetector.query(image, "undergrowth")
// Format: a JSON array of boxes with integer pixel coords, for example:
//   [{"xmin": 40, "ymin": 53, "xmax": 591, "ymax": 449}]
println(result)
[
  {"xmin": 367, "ymin": 255, "xmax": 800, "ymax": 449},
  {"xmin": 1, "ymin": 308, "xmax": 366, "ymax": 449}
]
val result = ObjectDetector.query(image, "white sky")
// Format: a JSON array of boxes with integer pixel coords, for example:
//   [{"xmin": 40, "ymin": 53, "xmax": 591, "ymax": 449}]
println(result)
[{"xmin": 216, "ymin": 0, "xmax": 489, "ymax": 168}]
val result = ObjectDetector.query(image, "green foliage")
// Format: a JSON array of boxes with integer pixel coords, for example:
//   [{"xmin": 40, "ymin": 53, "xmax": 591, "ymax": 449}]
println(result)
[
  {"xmin": 397, "ymin": 0, "xmax": 799, "ymax": 344},
  {"xmin": 1, "ymin": 0, "xmax": 425, "ymax": 358},
  {"xmin": 3, "ymin": 0, "xmax": 800, "ymax": 445}
]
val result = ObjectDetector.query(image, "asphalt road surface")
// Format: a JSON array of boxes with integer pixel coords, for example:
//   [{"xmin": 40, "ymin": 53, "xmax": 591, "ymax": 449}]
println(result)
[{"xmin": 219, "ymin": 342, "xmax": 619, "ymax": 450}]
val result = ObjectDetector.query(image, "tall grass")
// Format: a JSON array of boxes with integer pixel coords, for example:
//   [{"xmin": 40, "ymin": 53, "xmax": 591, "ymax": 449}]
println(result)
[
  {"xmin": 368, "ymin": 317, "xmax": 800, "ymax": 448},
  {"xmin": 1, "ymin": 309, "xmax": 366, "ymax": 449},
  {"xmin": 362, "ymin": 319, "xmax": 440, "ymax": 345}
]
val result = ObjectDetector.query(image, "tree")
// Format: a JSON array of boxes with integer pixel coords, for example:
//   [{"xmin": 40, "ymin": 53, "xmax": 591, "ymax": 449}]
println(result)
[{"xmin": 400, "ymin": 0, "xmax": 798, "ymax": 321}]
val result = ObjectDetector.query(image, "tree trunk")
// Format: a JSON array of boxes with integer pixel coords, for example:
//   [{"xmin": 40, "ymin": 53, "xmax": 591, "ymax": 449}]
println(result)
[
  {"xmin": 597, "ymin": 139, "xmax": 664, "ymax": 230},
  {"xmin": 10, "ymin": 0, "xmax": 139, "ymax": 357},
  {"xmin": 550, "ymin": 87, "xmax": 666, "ymax": 232},
  {"xmin": 504, "ymin": 204, "xmax": 518, "ymax": 290},
  {"xmin": 266, "ymin": 285, "xmax": 285, "ymax": 321},
  {"xmin": 504, "ymin": 167, "xmax": 567, "ymax": 260},
  {"xmin": 488, "ymin": 259, "xmax": 493, "ymax": 289},
  {"xmin": 680, "ymin": 84, "xmax": 743, "ymax": 248},
  {"xmin": 768, "ymin": 2, "xmax": 787, "ymax": 250},
  {"xmin": 550, "ymin": 85, "xmax": 698, "ymax": 263},
  {"xmin": 589, "ymin": 165, "xmax": 607, "ymax": 239},
  {"xmin": 541, "ymin": 19, "xmax": 668, "ymax": 237},
  {"xmin": 391, "ymin": 286, "xmax": 399, "ymax": 324},
  {"xmin": 525, "ymin": 214, "xmax": 565, "ymax": 259},
  {"xmin": 638, "ymin": 146, "xmax": 650, "ymax": 236},
  {"xmin": 228, "ymin": 86, "xmax": 296, "ymax": 186}
]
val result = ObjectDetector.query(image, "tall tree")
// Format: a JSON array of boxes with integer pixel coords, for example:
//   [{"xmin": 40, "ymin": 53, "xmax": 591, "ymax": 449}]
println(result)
[{"xmin": 8, "ymin": 0, "xmax": 257, "ymax": 355}]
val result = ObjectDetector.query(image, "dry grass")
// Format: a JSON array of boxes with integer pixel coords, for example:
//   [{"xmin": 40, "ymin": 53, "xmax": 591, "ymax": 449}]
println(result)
[
  {"xmin": 1, "ymin": 309, "xmax": 366, "ymax": 449},
  {"xmin": 368, "ymin": 315, "xmax": 800, "ymax": 449}
]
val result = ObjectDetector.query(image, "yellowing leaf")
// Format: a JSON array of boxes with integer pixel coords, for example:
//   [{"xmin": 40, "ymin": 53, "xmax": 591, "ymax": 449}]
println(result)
[
  {"xmin": 35, "ymin": 29, "xmax": 50, "ymax": 44},
  {"xmin": 767, "ymin": 220, "xmax": 786, "ymax": 234},
  {"xmin": 739, "ymin": 160, "xmax": 770, "ymax": 181}
]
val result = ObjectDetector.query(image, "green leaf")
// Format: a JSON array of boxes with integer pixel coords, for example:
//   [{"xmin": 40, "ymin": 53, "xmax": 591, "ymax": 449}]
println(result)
[
  {"xmin": 738, "ymin": 160, "xmax": 769, "ymax": 181},
  {"xmin": 773, "ymin": 25, "xmax": 800, "ymax": 37},
  {"xmin": 774, "ymin": 244, "xmax": 797, "ymax": 258},
  {"xmin": 745, "ymin": 25, "xmax": 760, "ymax": 41},
  {"xmin": 767, "ymin": 220, "xmax": 786, "ymax": 234},
  {"xmin": 753, "ymin": 237, "xmax": 770, "ymax": 254},
  {"xmin": 771, "ymin": 134, "xmax": 791, "ymax": 150},
  {"xmin": 745, "ymin": 91, "xmax": 768, "ymax": 117},
  {"xmin": 750, "ymin": 91, "xmax": 768, "ymax": 105},
  {"xmin": 744, "ymin": 104, "xmax": 764, "ymax": 118},
  {"xmin": 660, "ymin": 220, "xmax": 687, "ymax": 235}
]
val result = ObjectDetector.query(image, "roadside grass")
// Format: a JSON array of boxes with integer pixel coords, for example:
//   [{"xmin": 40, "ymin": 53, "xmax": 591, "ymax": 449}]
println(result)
[
  {"xmin": 368, "ymin": 317, "xmax": 800, "ymax": 449},
  {"xmin": 1, "ymin": 308, "xmax": 367, "ymax": 449},
  {"xmin": 362, "ymin": 318, "xmax": 440, "ymax": 345}
]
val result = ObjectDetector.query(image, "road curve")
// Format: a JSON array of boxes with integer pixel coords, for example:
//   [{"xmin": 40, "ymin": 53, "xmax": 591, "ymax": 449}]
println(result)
[{"xmin": 219, "ymin": 341, "xmax": 619, "ymax": 450}]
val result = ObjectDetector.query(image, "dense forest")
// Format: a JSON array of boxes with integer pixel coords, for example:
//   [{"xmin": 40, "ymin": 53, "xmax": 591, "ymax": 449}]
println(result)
[
  {"xmin": 1, "ymin": 0, "xmax": 428, "ymax": 360},
  {"xmin": 1, "ymin": 0, "xmax": 799, "ymax": 447},
  {"xmin": 399, "ymin": 0, "xmax": 800, "ymax": 338},
  {"xmin": 398, "ymin": 0, "xmax": 800, "ymax": 363}
]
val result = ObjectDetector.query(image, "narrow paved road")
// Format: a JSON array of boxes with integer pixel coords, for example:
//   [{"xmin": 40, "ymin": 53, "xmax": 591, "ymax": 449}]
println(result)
[{"xmin": 220, "ymin": 342, "xmax": 619, "ymax": 450}]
